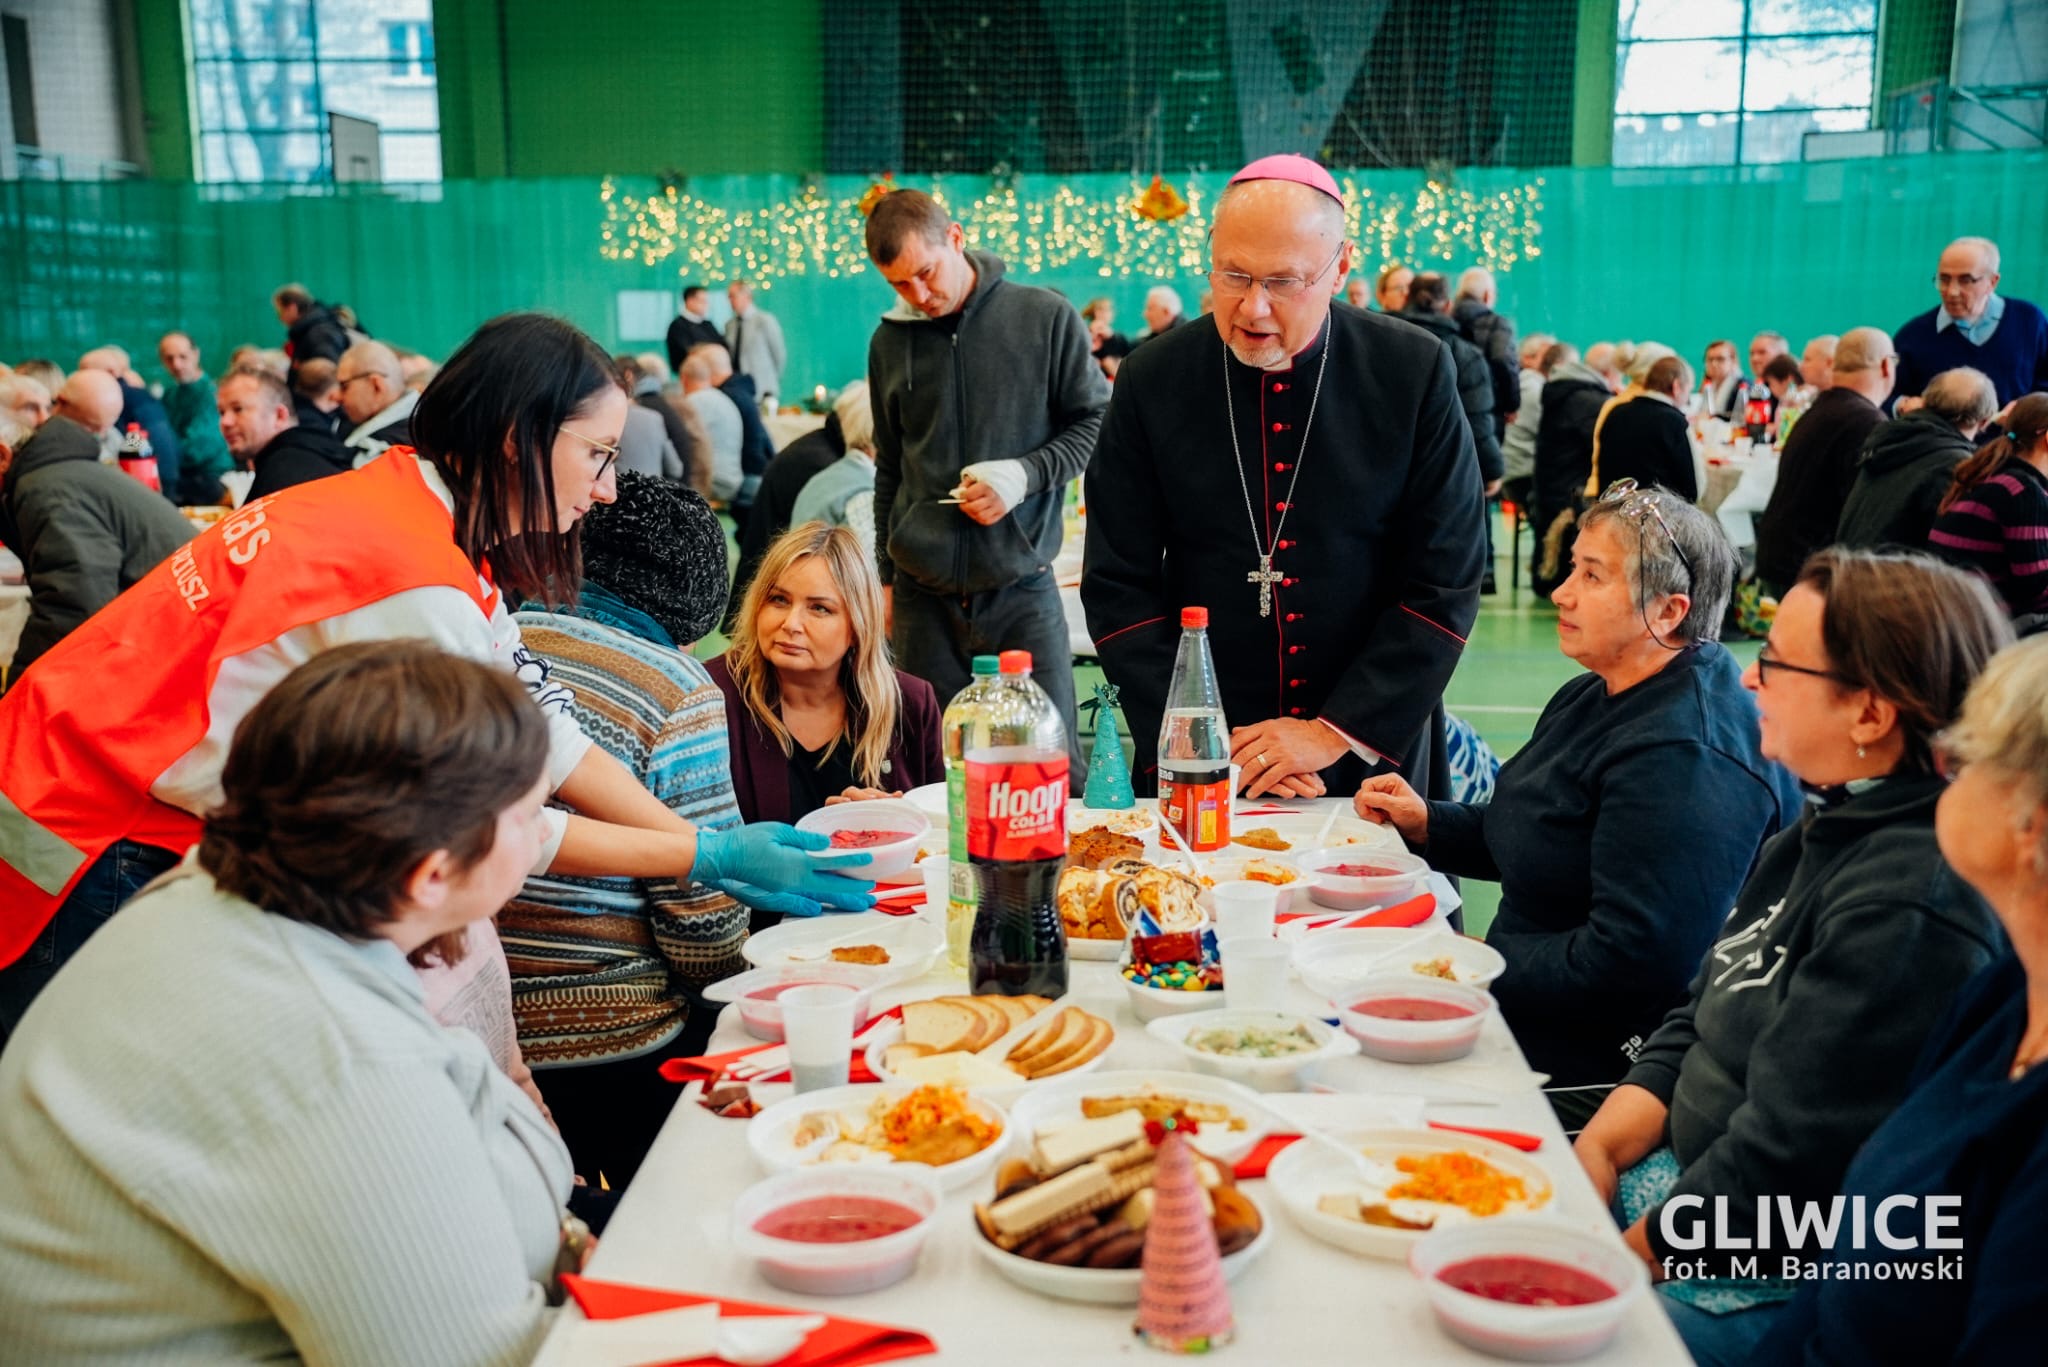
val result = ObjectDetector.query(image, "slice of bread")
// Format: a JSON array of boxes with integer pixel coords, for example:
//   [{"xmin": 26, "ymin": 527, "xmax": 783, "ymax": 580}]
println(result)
[
  {"xmin": 902, "ymin": 998, "xmax": 980, "ymax": 1054},
  {"xmin": 883, "ymin": 1041, "xmax": 935, "ymax": 1073},
  {"xmin": 1029, "ymin": 1015, "xmax": 1113, "ymax": 1078},
  {"xmin": 1008, "ymin": 1007, "xmax": 1085, "ymax": 1071},
  {"xmin": 983, "ymin": 996, "xmax": 1034, "ymax": 1029},
  {"xmin": 956, "ymin": 996, "xmax": 1011, "ymax": 1049},
  {"xmin": 1018, "ymin": 1010, "xmax": 1106, "ymax": 1078}
]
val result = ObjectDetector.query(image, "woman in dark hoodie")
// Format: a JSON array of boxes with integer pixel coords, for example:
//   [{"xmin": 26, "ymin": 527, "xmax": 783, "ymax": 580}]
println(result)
[
  {"xmin": 1835, "ymin": 365, "xmax": 1998, "ymax": 552},
  {"xmin": 1573, "ymin": 549, "xmax": 2011, "ymax": 1367}
]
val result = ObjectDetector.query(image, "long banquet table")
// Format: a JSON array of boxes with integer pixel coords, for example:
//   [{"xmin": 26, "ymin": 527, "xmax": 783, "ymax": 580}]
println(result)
[{"xmin": 533, "ymin": 800, "xmax": 1693, "ymax": 1366}]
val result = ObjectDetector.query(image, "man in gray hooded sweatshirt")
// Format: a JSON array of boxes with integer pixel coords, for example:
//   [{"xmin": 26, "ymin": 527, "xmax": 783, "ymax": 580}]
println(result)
[{"xmin": 863, "ymin": 190, "xmax": 1108, "ymax": 768}]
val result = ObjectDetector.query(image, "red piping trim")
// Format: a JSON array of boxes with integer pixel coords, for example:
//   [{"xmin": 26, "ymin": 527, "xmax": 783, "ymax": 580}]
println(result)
[
  {"xmin": 1095, "ymin": 614, "xmax": 1167, "ymax": 647},
  {"xmin": 1401, "ymin": 605, "xmax": 1467, "ymax": 645}
]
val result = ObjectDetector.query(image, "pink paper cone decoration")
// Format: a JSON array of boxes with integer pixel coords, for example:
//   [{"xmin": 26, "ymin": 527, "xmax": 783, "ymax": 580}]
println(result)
[{"xmin": 1133, "ymin": 1131, "xmax": 1234, "ymax": 1353}]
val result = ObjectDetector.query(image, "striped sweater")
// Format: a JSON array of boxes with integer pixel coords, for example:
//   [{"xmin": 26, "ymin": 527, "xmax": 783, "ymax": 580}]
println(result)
[
  {"xmin": 501, "ymin": 608, "xmax": 749, "ymax": 1068},
  {"xmin": 1926, "ymin": 459, "xmax": 2048, "ymax": 617}
]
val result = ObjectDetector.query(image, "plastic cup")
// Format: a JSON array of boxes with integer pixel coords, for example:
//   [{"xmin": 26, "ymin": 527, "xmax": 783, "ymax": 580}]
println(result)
[
  {"xmin": 779, "ymin": 984, "xmax": 857, "ymax": 1092},
  {"xmin": 919, "ymin": 855, "xmax": 948, "ymax": 926},
  {"xmin": 1211, "ymin": 880, "xmax": 1279, "ymax": 941},
  {"xmin": 1218, "ymin": 936, "xmax": 1291, "ymax": 1012}
]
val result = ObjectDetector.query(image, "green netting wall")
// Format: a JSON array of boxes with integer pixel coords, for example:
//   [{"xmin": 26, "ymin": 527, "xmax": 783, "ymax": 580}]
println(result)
[{"xmin": 4, "ymin": 152, "xmax": 2042, "ymax": 394}]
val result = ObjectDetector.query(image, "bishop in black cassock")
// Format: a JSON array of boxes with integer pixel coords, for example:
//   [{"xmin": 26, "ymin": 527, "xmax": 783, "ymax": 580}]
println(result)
[{"xmin": 1082, "ymin": 157, "xmax": 1485, "ymax": 799}]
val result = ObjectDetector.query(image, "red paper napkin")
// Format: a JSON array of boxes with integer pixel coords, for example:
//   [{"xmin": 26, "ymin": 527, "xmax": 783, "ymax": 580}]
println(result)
[
  {"xmin": 560, "ymin": 1275, "xmax": 937, "ymax": 1367},
  {"xmin": 1233, "ymin": 1133, "xmax": 1303, "ymax": 1179},
  {"xmin": 657, "ymin": 1006, "xmax": 901, "ymax": 1087},
  {"xmin": 1275, "ymin": 891, "xmax": 1436, "ymax": 929}
]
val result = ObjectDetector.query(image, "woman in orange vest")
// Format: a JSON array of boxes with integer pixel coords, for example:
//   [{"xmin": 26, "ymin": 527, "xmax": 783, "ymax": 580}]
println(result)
[{"xmin": 0, "ymin": 313, "xmax": 870, "ymax": 1041}]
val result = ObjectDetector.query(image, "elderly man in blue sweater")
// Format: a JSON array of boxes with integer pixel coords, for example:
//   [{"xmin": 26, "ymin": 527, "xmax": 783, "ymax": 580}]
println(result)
[{"xmin": 1894, "ymin": 236, "xmax": 2048, "ymax": 407}]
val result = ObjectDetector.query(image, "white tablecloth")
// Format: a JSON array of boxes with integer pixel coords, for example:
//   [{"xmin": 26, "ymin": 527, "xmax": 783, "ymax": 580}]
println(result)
[
  {"xmin": 767, "ymin": 412, "xmax": 827, "ymax": 453},
  {"xmin": 533, "ymin": 803, "xmax": 1691, "ymax": 1366}
]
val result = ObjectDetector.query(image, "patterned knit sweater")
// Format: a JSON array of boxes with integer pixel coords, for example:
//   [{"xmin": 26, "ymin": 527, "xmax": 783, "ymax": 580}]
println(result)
[
  {"xmin": 1926, "ymin": 458, "xmax": 2048, "ymax": 617},
  {"xmin": 501, "ymin": 607, "xmax": 748, "ymax": 1068}
]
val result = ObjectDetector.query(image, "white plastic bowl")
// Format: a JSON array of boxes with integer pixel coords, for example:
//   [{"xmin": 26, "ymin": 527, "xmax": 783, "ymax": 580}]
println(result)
[
  {"xmin": 1146, "ymin": 1009, "xmax": 1356, "ymax": 1092},
  {"xmin": 739, "ymin": 914, "xmax": 946, "ymax": 989},
  {"xmin": 1294, "ymin": 847, "xmax": 1431, "ymax": 912},
  {"xmin": 1294, "ymin": 928, "xmax": 1507, "ymax": 997},
  {"xmin": 711, "ymin": 965, "xmax": 876, "ymax": 1043},
  {"xmin": 903, "ymin": 781, "xmax": 950, "ymax": 825},
  {"xmin": 746, "ymin": 1082, "xmax": 1010, "ymax": 1191},
  {"xmin": 1067, "ymin": 800, "xmax": 1158, "ymax": 840},
  {"xmin": 1409, "ymin": 1218, "xmax": 1647, "ymax": 1361},
  {"xmin": 794, "ymin": 799, "xmax": 931, "ymax": 881},
  {"xmin": 1335, "ymin": 973, "xmax": 1495, "ymax": 1064},
  {"xmin": 1197, "ymin": 853, "xmax": 1308, "ymax": 915},
  {"xmin": 729, "ymin": 1164, "xmax": 945, "ymax": 1296},
  {"xmin": 1117, "ymin": 940, "xmax": 1227, "ymax": 1022}
]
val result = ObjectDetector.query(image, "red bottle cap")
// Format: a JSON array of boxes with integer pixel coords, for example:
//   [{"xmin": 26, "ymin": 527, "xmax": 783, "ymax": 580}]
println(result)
[
  {"xmin": 1181, "ymin": 607, "xmax": 1209, "ymax": 629},
  {"xmin": 998, "ymin": 649, "xmax": 1033, "ymax": 674}
]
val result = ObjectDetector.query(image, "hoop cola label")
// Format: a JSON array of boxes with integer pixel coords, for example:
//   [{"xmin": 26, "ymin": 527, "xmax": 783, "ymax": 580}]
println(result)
[{"xmin": 965, "ymin": 750, "xmax": 1069, "ymax": 862}]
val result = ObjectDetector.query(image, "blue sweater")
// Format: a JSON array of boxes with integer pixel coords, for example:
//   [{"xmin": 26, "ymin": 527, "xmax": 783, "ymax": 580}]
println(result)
[
  {"xmin": 1894, "ymin": 298, "xmax": 2048, "ymax": 408},
  {"xmin": 1758, "ymin": 953, "xmax": 2048, "ymax": 1364},
  {"xmin": 1422, "ymin": 643, "xmax": 1800, "ymax": 1087}
]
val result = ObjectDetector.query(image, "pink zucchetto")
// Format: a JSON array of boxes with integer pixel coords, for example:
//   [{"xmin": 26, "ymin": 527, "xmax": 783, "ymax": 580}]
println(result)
[{"xmin": 1226, "ymin": 154, "xmax": 1344, "ymax": 207}]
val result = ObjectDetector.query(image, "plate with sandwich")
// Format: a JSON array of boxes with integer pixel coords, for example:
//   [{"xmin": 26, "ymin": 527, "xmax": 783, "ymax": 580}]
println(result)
[{"xmin": 865, "ymin": 994, "xmax": 1115, "ymax": 1090}]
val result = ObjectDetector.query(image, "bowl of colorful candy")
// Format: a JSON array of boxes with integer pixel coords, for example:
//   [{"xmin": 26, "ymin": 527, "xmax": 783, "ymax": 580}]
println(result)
[{"xmin": 1119, "ymin": 926, "xmax": 1228, "ymax": 1022}]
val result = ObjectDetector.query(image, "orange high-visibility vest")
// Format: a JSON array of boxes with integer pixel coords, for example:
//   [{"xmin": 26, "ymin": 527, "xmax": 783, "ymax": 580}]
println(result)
[{"xmin": 0, "ymin": 450, "xmax": 496, "ymax": 966}]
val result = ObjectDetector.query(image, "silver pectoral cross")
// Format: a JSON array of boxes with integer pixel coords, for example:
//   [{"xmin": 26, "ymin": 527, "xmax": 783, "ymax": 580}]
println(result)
[{"xmin": 1248, "ymin": 555, "xmax": 1283, "ymax": 617}]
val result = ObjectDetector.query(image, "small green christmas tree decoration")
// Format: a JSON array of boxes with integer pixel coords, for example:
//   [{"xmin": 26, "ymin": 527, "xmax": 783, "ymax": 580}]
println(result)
[{"xmin": 1083, "ymin": 682, "xmax": 1137, "ymax": 809}]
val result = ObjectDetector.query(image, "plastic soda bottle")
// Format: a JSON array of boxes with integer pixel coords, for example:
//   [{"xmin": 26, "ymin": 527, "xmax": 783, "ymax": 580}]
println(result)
[
  {"xmin": 942, "ymin": 656, "xmax": 1001, "ymax": 971},
  {"xmin": 966, "ymin": 650, "xmax": 1070, "ymax": 998},
  {"xmin": 1157, "ymin": 607, "xmax": 1232, "ymax": 852}
]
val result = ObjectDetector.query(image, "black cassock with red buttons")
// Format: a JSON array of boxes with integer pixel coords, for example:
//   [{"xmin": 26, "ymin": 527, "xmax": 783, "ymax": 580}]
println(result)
[{"xmin": 1082, "ymin": 301, "xmax": 1485, "ymax": 796}]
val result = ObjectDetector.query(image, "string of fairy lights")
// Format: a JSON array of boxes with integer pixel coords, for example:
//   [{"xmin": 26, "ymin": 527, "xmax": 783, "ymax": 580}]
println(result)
[{"xmin": 597, "ymin": 175, "xmax": 1544, "ymax": 287}]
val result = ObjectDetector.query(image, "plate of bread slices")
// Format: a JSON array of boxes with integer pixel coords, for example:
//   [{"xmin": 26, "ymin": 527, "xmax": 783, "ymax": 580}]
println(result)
[{"xmin": 864, "ymin": 995, "xmax": 1115, "ymax": 1090}]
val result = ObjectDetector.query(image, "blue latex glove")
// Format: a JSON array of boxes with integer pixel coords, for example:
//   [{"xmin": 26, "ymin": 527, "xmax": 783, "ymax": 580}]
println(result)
[{"xmin": 692, "ymin": 823, "xmax": 876, "ymax": 917}]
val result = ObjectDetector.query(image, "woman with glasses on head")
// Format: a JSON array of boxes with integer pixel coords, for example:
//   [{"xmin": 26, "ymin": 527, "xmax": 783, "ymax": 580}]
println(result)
[
  {"xmin": 0, "ymin": 313, "xmax": 869, "ymax": 1043},
  {"xmin": 1357, "ymin": 482, "xmax": 1800, "ymax": 1129},
  {"xmin": 1755, "ymin": 636, "xmax": 2048, "ymax": 1364},
  {"xmin": 1571, "ymin": 549, "xmax": 2010, "ymax": 1367}
]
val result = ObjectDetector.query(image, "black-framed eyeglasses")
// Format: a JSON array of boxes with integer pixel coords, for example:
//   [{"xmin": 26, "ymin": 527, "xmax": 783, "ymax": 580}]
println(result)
[
  {"xmin": 336, "ymin": 373, "xmax": 377, "ymax": 389},
  {"xmin": 1598, "ymin": 479, "xmax": 1694, "ymax": 582},
  {"xmin": 1935, "ymin": 273, "xmax": 1987, "ymax": 289},
  {"xmin": 1755, "ymin": 644, "xmax": 1853, "ymax": 689},
  {"xmin": 560, "ymin": 426, "xmax": 620, "ymax": 481},
  {"xmin": 1208, "ymin": 239, "xmax": 1346, "ymax": 301}
]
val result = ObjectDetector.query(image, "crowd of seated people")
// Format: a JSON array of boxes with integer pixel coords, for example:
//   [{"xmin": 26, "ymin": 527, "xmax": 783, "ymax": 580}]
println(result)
[{"xmin": 0, "ymin": 222, "xmax": 2044, "ymax": 1364}]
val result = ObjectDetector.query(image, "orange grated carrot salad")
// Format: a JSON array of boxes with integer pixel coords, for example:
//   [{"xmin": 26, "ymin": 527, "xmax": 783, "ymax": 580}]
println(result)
[
  {"xmin": 877, "ymin": 1085, "xmax": 996, "ymax": 1152},
  {"xmin": 1386, "ymin": 1151, "xmax": 1528, "ymax": 1216}
]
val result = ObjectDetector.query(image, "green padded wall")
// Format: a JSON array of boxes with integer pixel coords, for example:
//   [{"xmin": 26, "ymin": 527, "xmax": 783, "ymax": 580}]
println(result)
[{"xmin": 5, "ymin": 154, "xmax": 2042, "ymax": 398}]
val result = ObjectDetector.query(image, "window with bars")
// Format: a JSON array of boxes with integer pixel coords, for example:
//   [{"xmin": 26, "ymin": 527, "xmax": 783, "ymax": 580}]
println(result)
[
  {"xmin": 188, "ymin": 0, "xmax": 441, "ymax": 183},
  {"xmin": 1613, "ymin": 0, "xmax": 1879, "ymax": 166}
]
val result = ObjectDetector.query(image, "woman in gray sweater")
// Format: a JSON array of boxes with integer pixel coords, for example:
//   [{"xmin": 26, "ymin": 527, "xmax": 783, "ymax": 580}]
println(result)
[{"xmin": 0, "ymin": 643, "xmax": 580, "ymax": 1365}]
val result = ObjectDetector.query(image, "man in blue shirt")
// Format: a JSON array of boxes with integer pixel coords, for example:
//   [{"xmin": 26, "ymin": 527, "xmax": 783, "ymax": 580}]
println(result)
[{"xmin": 1894, "ymin": 236, "xmax": 2048, "ymax": 407}]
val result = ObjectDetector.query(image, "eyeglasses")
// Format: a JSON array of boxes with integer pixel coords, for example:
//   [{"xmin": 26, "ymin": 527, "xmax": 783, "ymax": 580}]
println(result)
[
  {"xmin": 1754, "ymin": 644, "xmax": 1853, "ymax": 689},
  {"xmin": 560, "ymin": 426, "xmax": 620, "ymax": 481},
  {"xmin": 1935, "ymin": 274, "xmax": 1987, "ymax": 289},
  {"xmin": 1208, "ymin": 239, "xmax": 1346, "ymax": 301},
  {"xmin": 1597, "ymin": 479, "xmax": 1694, "ymax": 582},
  {"xmin": 336, "ymin": 372, "xmax": 377, "ymax": 389}
]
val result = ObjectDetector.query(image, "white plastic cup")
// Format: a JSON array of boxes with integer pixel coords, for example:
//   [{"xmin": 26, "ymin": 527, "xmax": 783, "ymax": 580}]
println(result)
[
  {"xmin": 1219, "ymin": 935, "xmax": 1291, "ymax": 1012},
  {"xmin": 919, "ymin": 854, "xmax": 948, "ymax": 927},
  {"xmin": 1211, "ymin": 880, "xmax": 1279, "ymax": 941},
  {"xmin": 779, "ymin": 984, "xmax": 857, "ymax": 1092}
]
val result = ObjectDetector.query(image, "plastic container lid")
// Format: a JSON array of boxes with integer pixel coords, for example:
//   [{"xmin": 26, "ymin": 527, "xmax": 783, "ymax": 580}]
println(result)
[
  {"xmin": 971, "ymin": 655, "xmax": 1000, "ymax": 675},
  {"xmin": 1181, "ymin": 607, "xmax": 1209, "ymax": 629},
  {"xmin": 998, "ymin": 649, "xmax": 1033, "ymax": 674}
]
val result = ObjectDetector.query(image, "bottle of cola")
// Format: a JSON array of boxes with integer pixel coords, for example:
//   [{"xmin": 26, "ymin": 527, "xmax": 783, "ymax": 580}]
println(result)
[{"xmin": 966, "ymin": 649, "xmax": 1069, "ymax": 998}]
